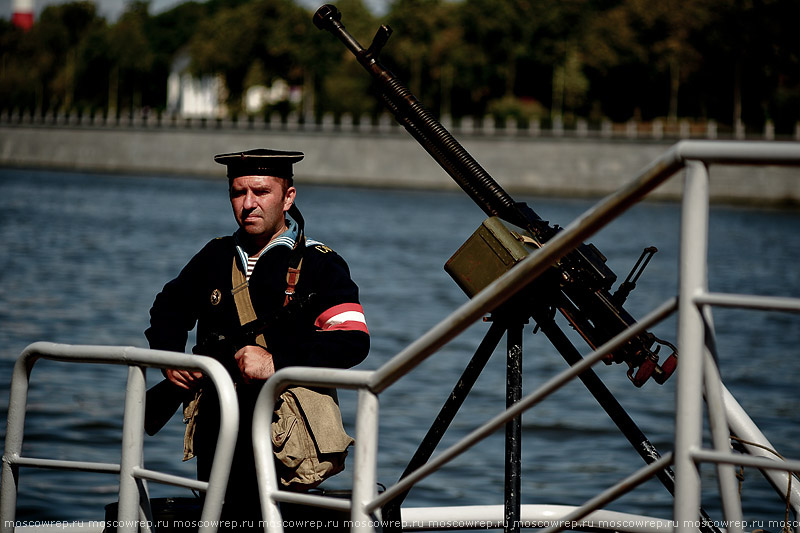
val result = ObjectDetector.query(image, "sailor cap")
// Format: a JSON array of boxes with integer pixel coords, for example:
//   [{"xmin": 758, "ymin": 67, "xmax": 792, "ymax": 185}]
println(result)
[{"xmin": 214, "ymin": 148, "xmax": 304, "ymax": 180}]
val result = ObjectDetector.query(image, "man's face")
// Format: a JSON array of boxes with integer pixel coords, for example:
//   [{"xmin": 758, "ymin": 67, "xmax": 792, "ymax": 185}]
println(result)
[{"xmin": 229, "ymin": 175, "xmax": 296, "ymax": 243}]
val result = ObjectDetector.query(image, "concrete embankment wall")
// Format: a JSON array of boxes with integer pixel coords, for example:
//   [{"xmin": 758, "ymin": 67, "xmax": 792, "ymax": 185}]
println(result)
[{"xmin": 1, "ymin": 124, "xmax": 799, "ymax": 205}]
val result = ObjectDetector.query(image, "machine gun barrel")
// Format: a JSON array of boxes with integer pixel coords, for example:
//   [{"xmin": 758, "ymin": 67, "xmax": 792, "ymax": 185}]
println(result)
[
  {"xmin": 314, "ymin": 4, "xmax": 674, "ymax": 386},
  {"xmin": 313, "ymin": 4, "xmax": 527, "ymax": 228}
]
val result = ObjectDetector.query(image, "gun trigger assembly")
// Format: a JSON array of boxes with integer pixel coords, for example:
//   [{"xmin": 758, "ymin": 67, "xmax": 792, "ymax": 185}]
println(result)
[
  {"xmin": 626, "ymin": 335, "xmax": 678, "ymax": 387},
  {"xmin": 652, "ymin": 337, "xmax": 678, "ymax": 384}
]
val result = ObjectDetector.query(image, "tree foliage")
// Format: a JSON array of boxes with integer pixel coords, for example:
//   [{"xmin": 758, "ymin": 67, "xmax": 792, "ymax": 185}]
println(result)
[{"xmin": 1, "ymin": 0, "xmax": 798, "ymax": 133}]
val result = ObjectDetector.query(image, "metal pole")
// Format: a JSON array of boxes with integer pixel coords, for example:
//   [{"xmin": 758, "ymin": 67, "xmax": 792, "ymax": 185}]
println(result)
[
  {"xmin": 253, "ymin": 368, "xmax": 373, "ymax": 531},
  {"xmin": 352, "ymin": 389, "xmax": 381, "ymax": 532},
  {"xmin": 254, "ymin": 389, "xmax": 285, "ymax": 533},
  {"xmin": 537, "ymin": 454, "xmax": 675, "ymax": 533},
  {"xmin": 674, "ymin": 161, "xmax": 711, "ymax": 533},
  {"xmin": 505, "ymin": 322, "xmax": 524, "ymax": 533},
  {"xmin": 1, "ymin": 343, "xmax": 237, "ymax": 533},
  {"xmin": 721, "ymin": 382, "xmax": 800, "ymax": 516},
  {"xmin": 703, "ymin": 349, "xmax": 744, "ymax": 533},
  {"xmin": 383, "ymin": 320, "xmax": 506, "ymax": 526},
  {"xmin": 117, "ymin": 365, "xmax": 148, "ymax": 532},
  {"xmin": 0, "ymin": 351, "xmax": 35, "ymax": 532}
]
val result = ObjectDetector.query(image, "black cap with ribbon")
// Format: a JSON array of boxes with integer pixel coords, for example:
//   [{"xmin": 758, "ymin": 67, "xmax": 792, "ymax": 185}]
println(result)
[
  {"xmin": 215, "ymin": 148, "xmax": 307, "ymax": 252},
  {"xmin": 213, "ymin": 148, "xmax": 304, "ymax": 181}
]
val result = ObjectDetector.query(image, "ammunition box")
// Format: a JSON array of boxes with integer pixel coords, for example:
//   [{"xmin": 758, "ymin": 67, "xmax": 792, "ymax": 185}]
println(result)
[{"xmin": 445, "ymin": 217, "xmax": 540, "ymax": 298}]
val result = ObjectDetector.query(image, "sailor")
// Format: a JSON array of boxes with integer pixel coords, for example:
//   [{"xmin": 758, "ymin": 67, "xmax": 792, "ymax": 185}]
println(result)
[{"xmin": 144, "ymin": 148, "xmax": 370, "ymax": 525}]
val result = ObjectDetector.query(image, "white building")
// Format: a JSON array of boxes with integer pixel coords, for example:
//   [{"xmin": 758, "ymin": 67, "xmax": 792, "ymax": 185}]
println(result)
[{"xmin": 167, "ymin": 52, "xmax": 227, "ymax": 118}]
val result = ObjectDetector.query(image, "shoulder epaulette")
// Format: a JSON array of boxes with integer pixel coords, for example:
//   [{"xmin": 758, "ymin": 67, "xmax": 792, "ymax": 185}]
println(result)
[{"xmin": 312, "ymin": 243, "xmax": 334, "ymax": 254}]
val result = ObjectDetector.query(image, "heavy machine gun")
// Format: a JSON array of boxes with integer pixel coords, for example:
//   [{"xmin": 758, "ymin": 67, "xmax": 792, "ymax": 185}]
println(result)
[
  {"xmin": 311, "ymin": 7, "xmax": 723, "ymax": 533},
  {"xmin": 312, "ymin": 4, "xmax": 676, "ymax": 387}
]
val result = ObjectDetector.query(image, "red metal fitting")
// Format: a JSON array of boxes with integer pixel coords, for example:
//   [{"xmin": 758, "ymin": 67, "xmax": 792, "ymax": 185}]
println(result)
[
  {"xmin": 653, "ymin": 353, "xmax": 678, "ymax": 384},
  {"xmin": 628, "ymin": 355, "xmax": 658, "ymax": 387}
]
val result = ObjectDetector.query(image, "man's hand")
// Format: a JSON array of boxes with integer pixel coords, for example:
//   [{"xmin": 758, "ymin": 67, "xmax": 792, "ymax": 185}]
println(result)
[
  {"xmin": 166, "ymin": 368, "xmax": 204, "ymax": 390},
  {"xmin": 235, "ymin": 344, "xmax": 276, "ymax": 383}
]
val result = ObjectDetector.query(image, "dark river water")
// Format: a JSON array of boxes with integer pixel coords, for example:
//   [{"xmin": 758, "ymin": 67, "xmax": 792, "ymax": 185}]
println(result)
[{"xmin": 1, "ymin": 167, "xmax": 798, "ymax": 527}]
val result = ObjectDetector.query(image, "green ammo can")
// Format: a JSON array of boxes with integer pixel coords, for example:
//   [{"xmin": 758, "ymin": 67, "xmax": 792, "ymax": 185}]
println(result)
[{"xmin": 445, "ymin": 216, "xmax": 541, "ymax": 298}]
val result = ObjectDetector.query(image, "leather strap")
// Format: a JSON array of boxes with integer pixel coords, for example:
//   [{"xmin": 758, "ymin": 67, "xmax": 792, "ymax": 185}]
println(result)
[{"xmin": 283, "ymin": 259, "xmax": 303, "ymax": 306}]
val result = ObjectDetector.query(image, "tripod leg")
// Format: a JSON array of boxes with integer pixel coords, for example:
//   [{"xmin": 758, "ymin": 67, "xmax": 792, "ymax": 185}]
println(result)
[
  {"xmin": 382, "ymin": 320, "xmax": 507, "ymax": 526},
  {"xmin": 505, "ymin": 320, "xmax": 524, "ymax": 533},
  {"xmin": 534, "ymin": 313, "xmax": 721, "ymax": 533}
]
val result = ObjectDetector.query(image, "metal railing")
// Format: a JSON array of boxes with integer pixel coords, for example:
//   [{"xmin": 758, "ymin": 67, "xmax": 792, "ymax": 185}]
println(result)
[
  {"xmin": 2, "ymin": 108, "xmax": 797, "ymax": 141},
  {"xmin": 1, "ymin": 343, "xmax": 239, "ymax": 533},
  {"xmin": 250, "ymin": 140, "xmax": 800, "ymax": 532}
]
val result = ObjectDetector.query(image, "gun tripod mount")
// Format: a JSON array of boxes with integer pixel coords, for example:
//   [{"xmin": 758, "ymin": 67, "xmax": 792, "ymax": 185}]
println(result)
[
  {"xmin": 313, "ymin": 3, "xmax": 677, "ymax": 388},
  {"xmin": 313, "ymin": 6, "xmax": 719, "ymax": 533}
]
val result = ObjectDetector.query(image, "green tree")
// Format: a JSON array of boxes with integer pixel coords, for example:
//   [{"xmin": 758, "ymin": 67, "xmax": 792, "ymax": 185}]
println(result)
[
  {"xmin": 27, "ymin": 1, "xmax": 104, "ymax": 112},
  {"xmin": 146, "ymin": 1, "xmax": 210, "ymax": 111},
  {"xmin": 456, "ymin": 0, "xmax": 537, "ymax": 115},
  {"xmin": 627, "ymin": 0, "xmax": 711, "ymax": 122},
  {"xmin": 0, "ymin": 21, "xmax": 40, "ymax": 112},
  {"xmin": 108, "ymin": 2, "xmax": 155, "ymax": 116},
  {"xmin": 72, "ymin": 18, "xmax": 113, "ymax": 114},
  {"xmin": 382, "ymin": 0, "xmax": 447, "ymax": 107},
  {"xmin": 188, "ymin": 0, "xmax": 311, "ymax": 115},
  {"xmin": 581, "ymin": 0, "xmax": 712, "ymax": 122},
  {"xmin": 0, "ymin": 0, "xmax": 796, "ymax": 132},
  {"xmin": 551, "ymin": 42, "xmax": 588, "ymax": 122},
  {"xmin": 452, "ymin": 0, "xmax": 594, "ymax": 121},
  {"xmin": 692, "ymin": 0, "xmax": 800, "ymax": 133},
  {"xmin": 308, "ymin": 0, "xmax": 379, "ymax": 120}
]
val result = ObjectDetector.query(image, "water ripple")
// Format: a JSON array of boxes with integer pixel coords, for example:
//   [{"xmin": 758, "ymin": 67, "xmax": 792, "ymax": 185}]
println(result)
[{"xmin": 1, "ymin": 168, "xmax": 798, "ymax": 524}]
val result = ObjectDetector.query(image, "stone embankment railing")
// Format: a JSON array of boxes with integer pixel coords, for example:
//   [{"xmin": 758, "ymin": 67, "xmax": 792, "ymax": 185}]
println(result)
[
  {"xmin": 2, "ymin": 108, "xmax": 799, "ymax": 141},
  {"xmin": 2, "ymin": 109, "xmax": 799, "ymax": 205}
]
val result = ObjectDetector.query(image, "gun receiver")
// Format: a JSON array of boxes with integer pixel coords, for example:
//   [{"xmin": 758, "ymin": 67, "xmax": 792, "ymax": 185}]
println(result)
[{"xmin": 313, "ymin": 4, "xmax": 676, "ymax": 386}]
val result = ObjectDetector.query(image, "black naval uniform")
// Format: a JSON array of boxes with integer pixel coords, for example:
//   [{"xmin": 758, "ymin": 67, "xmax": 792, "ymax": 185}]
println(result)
[{"xmin": 145, "ymin": 221, "xmax": 369, "ymax": 524}]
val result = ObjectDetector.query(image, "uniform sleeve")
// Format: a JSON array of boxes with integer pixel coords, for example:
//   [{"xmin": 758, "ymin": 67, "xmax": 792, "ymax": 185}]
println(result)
[
  {"xmin": 144, "ymin": 248, "xmax": 208, "ymax": 353},
  {"xmin": 269, "ymin": 248, "xmax": 369, "ymax": 371}
]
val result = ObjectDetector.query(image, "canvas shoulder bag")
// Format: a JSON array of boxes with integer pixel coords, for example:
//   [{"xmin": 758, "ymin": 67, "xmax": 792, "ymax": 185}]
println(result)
[{"xmin": 230, "ymin": 251, "xmax": 354, "ymax": 490}]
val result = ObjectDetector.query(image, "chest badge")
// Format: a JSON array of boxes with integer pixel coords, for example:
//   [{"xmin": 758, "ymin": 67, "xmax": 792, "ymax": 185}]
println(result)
[{"xmin": 210, "ymin": 289, "xmax": 222, "ymax": 306}]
